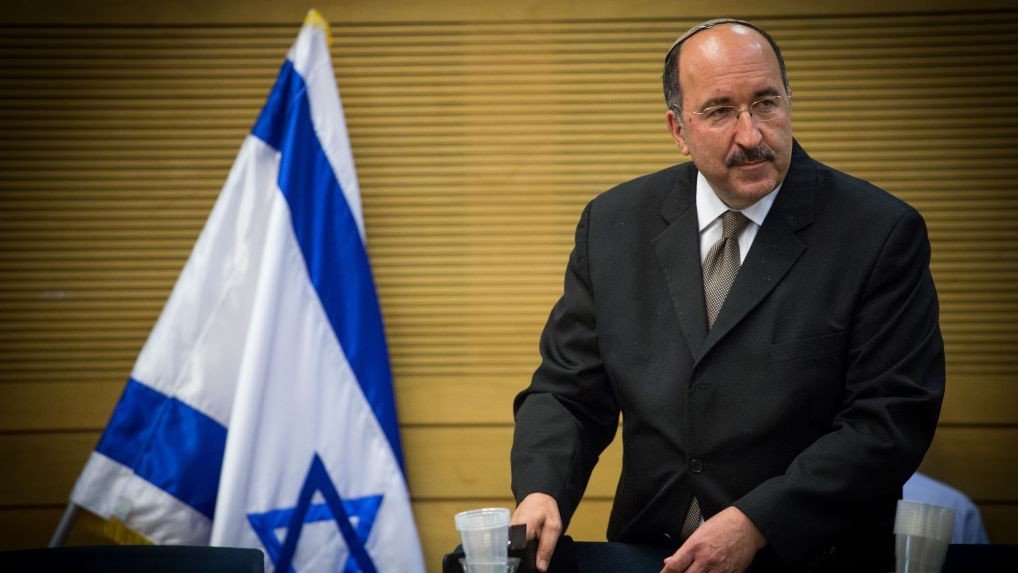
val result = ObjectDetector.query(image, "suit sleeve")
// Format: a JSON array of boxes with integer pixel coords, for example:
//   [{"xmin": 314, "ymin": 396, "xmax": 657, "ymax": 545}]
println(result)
[
  {"xmin": 510, "ymin": 201, "xmax": 620, "ymax": 528},
  {"xmin": 734, "ymin": 208, "xmax": 945, "ymax": 567}
]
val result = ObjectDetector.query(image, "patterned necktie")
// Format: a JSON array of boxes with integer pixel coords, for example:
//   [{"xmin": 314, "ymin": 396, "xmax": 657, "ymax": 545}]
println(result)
[
  {"xmin": 680, "ymin": 496, "xmax": 702, "ymax": 541},
  {"xmin": 681, "ymin": 211, "xmax": 750, "ymax": 541},
  {"xmin": 702, "ymin": 210, "xmax": 751, "ymax": 328}
]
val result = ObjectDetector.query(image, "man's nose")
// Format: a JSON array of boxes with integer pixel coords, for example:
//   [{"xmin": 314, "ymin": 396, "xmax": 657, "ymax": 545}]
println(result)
[{"xmin": 732, "ymin": 109, "xmax": 763, "ymax": 149}]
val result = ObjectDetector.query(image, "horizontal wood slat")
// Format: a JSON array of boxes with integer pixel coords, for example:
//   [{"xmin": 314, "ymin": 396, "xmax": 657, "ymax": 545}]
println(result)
[
  {"xmin": 980, "ymin": 505, "xmax": 1018, "ymax": 545},
  {"xmin": 1, "ymin": 375, "xmax": 1017, "ymax": 432},
  {"xmin": 0, "ymin": 508, "xmax": 112, "ymax": 550},
  {"xmin": 6, "ymin": 0, "xmax": 1018, "ymax": 22},
  {"xmin": 919, "ymin": 429, "xmax": 1018, "ymax": 502}
]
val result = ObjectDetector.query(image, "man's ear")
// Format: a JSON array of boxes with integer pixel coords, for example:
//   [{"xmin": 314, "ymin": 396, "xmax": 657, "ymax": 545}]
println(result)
[{"xmin": 665, "ymin": 109, "xmax": 690, "ymax": 156}]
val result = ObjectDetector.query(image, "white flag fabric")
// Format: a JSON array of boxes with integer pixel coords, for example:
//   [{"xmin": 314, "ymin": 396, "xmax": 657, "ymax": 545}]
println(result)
[{"xmin": 71, "ymin": 11, "xmax": 425, "ymax": 573}]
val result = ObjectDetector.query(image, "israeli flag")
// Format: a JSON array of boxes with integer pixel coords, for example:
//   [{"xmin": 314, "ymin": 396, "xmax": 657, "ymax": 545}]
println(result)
[{"xmin": 70, "ymin": 11, "xmax": 425, "ymax": 573}]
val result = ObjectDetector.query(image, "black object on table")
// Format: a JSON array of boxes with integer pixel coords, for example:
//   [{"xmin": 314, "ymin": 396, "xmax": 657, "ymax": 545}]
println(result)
[
  {"xmin": 443, "ymin": 524, "xmax": 537, "ymax": 573},
  {"xmin": 0, "ymin": 545, "xmax": 265, "ymax": 573},
  {"xmin": 444, "ymin": 536, "xmax": 1017, "ymax": 573}
]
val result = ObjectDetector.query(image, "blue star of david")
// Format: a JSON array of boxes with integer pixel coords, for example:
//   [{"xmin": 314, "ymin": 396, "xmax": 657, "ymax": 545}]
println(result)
[{"xmin": 247, "ymin": 454, "xmax": 383, "ymax": 573}]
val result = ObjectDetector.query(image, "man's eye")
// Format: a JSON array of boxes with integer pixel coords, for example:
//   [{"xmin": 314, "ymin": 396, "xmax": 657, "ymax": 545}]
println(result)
[
  {"xmin": 705, "ymin": 107, "xmax": 733, "ymax": 119},
  {"xmin": 755, "ymin": 99, "xmax": 779, "ymax": 110}
]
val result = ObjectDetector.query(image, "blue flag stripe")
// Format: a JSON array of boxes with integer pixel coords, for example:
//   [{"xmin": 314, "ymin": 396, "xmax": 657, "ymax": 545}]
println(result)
[
  {"xmin": 251, "ymin": 60, "xmax": 405, "ymax": 472},
  {"xmin": 96, "ymin": 378, "xmax": 226, "ymax": 519}
]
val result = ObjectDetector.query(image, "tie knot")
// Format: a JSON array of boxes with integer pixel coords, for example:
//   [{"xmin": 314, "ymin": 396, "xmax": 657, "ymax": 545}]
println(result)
[{"xmin": 721, "ymin": 210, "xmax": 750, "ymax": 239}]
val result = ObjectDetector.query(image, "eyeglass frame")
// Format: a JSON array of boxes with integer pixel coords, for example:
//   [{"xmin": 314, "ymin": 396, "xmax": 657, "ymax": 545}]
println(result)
[{"xmin": 681, "ymin": 94, "xmax": 792, "ymax": 129}]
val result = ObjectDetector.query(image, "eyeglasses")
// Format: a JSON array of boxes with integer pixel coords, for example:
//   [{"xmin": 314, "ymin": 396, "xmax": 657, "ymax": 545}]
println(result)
[{"xmin": 689, "ymin": 95, "xmax": 790, "ymax": 129}]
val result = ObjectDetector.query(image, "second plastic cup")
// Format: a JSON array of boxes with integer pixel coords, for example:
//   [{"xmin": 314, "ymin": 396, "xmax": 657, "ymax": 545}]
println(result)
[{"xmin": 894, "ymin": 499, "xmax": 955, "ymax": 573}]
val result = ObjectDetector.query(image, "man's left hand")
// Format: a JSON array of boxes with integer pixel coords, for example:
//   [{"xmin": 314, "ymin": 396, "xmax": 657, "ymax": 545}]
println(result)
[{"xmin": 660, "ymin": 506, "xmax": 767, "ymax": 573}]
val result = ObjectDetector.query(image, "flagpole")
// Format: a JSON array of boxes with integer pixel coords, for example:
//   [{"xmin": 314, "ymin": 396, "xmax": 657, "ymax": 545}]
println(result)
[{"xmin": 48, "ymin": 502, "xmax": 79, "ymax": 547}]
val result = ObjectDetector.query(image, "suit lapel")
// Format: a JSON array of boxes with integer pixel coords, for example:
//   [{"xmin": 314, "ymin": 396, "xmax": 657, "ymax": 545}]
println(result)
[
  {"xmin": 653, "ymin": 165, "xmax": 708, "ymax": 357},
  {"xmin": 697, "ymin": 142, "xmax": 816, "ymax": 362}
]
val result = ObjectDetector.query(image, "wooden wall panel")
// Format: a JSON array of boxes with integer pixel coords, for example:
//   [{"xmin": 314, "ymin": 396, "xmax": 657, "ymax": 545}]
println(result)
[
  {"xmin": 2, "ymin": 428, "xmax": 1015, "ymax": 505},
  {"xmin": 1, "ymin": 373, "xmax": 1014, "ymax": 432},
  {"xmin": 1, "ymin": 2, "xmax": 1017, "ymax": 570}
]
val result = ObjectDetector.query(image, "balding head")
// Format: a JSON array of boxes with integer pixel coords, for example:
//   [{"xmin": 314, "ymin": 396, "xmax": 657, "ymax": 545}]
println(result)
[{"xmin": 662, "ymin": 18, "xmax": 789, "ymax": 114}]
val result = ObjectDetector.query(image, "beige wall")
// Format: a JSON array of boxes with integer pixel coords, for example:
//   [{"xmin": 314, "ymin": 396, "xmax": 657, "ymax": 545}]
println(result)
[{"xmin": 1, "ymin": 1, "xmax": 1016, "ymax": 570}]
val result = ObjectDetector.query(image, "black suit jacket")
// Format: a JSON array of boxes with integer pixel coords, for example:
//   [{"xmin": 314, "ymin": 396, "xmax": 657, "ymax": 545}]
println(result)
[{"xmin": 511, "ymin": 143, "xmax": 945, "ymax": 572}]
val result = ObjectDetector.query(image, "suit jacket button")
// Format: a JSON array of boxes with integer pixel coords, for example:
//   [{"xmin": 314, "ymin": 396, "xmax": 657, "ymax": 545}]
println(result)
[{"xmin": 689, "ymin": 459, "xmax": 703, "ymax": 474}]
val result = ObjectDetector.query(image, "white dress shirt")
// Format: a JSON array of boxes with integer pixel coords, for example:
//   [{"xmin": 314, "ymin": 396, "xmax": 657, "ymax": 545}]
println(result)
[{"xmin": 696, "ymin": 171, "xmax": 781, "ymax": 265}]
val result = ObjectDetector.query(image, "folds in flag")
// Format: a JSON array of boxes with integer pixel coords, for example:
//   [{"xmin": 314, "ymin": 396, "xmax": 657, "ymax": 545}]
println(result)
[{"xmin": 70, "ymin": 10, "xmax": 425, "ymax": 573}]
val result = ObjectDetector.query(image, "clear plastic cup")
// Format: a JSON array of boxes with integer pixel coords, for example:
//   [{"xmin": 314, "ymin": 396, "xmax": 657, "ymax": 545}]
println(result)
[
  {"xmin": 894, "ymin": 499, "xmax": 955, "ymax": 573},
  {"xmin": 454, "ymin": 507, "xmax": 511, "ymax": 563}
]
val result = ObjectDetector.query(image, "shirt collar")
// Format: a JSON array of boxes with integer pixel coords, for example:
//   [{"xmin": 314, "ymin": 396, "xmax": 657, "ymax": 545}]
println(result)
[{"xmin": 696, "ymin": 171, "xmax": 781, "ymax": 231}]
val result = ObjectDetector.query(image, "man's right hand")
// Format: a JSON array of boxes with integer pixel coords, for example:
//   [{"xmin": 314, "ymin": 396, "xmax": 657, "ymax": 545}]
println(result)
[{"xmin": 511, "ymin": 492, "xmax": 562, "ymax": 572}]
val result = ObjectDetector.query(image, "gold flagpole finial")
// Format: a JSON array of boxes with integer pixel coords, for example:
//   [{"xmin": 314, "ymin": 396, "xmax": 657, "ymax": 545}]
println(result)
[{"xmin": 303, "ymin": 9, "xmax": 332, "ymax": 47}]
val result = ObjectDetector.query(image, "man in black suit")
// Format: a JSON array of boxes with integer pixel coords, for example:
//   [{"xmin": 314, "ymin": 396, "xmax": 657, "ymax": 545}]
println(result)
[{"xmin": 510, "ymin": 18, "xmax": 944, "ymax": 573}]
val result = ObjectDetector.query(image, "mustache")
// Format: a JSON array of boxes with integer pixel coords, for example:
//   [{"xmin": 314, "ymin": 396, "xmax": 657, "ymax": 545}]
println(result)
[{"xmin": 726, "ymin": 145, "xmax": 776, "ymax": 167}]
